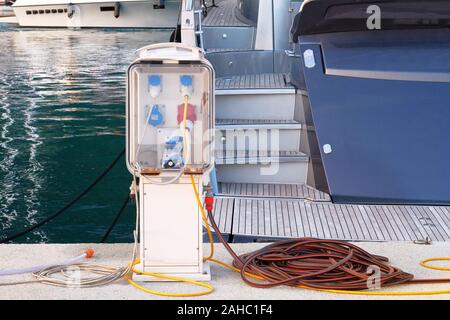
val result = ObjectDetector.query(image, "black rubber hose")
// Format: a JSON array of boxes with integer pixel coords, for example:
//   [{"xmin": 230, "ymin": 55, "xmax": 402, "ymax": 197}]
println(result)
[
  {"xmin": 100, "ymin": 195, "xmax": 130, "ymax": 243},
  {"xmin": 0, "ymin": 148, "xmax": 125, "ymax": 244}
]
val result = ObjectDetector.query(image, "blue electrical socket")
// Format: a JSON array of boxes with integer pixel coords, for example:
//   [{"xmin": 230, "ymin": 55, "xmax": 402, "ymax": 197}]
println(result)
[
  {"xmin": 180, "ymin": 75, "xmax": 193, "ymax": 86},
  {"xmin": 148, "ymin": 105, "xmax": 164, "ymax": 127}
]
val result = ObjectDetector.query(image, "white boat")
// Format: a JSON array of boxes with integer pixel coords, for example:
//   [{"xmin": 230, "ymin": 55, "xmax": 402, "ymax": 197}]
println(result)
[
  {"xmin": 0, "ymin": 3, "xmax": 14, "ymax": 18},
  {"xmin": 12, "ymin": 0, "xmax": 180, "ymax": 28}
]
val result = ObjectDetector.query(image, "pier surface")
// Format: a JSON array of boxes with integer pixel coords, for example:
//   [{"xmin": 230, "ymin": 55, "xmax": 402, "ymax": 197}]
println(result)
[{"xmin": 0, "ymin": 242, "xmax": 448, "ymax": 300}]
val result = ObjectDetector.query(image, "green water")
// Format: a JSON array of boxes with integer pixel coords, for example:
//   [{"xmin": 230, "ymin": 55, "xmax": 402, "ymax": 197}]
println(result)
[{"xmin": 0, "ymin": 24, "xmax": 171, "ymax": 243}]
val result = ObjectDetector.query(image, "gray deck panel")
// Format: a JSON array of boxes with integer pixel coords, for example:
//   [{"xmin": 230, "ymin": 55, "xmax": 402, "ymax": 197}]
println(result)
[
  {"xmin": 218, "ymin": 182, "xmax": 331, "ymax": 201},
  {"xmin": 437, "ymin": 207, "xmax": 450, "ymax": 226},
  {"xmin": 425, "ymin": 206, "xmax": 449, "ymax": 240},
  {"xmin": 307, "ymin": 203, "xmax": 320, "ymax": 238},
  {"xmin": 386, "ymin": 205, "xmax": 408, "ymax": 240},
  {"xmin": 344, "ymin": 205, "xmax": 362, "ymax": 240},
  {"xmin": 367, "ymin": 206, "xmax": 388, "ymax": 240},
  {"xmin": 412, "ymin": 206, "xmax": 440, "ymax": 241},
  {"xmin": 334, "ymin": 205, "xmax": 351, "ymax": 239},
  {"xmin": 217, "ymin": 198, "xmax": 450, "ymax": 241},
  {"xmin": 351, "ymin": 206, "xmax": 371, "ymax": 240},
  {"xmin": 317, "ymin": 204, "xmax": 329, "ymax": 238},
  {"xmin": 357, "ymin": 205, "xmax": 379, "ymax": 240},
  {"xmin": 287, "ymin": 201, "xmax": 298, "ymax": 237},
  {"xmin": 429, "ymin": 207, "xmax": 450, "ymax": 239},
  {"xmin": 235, "ymin": 198, "xmax": 244, "ymax": 234},
  {"xmin": 276, "ymin": 200, "xmax": 286, "ymax": 237},
  {"xmin": 292, "ymin": 202, "xmax": 304, "ymax": 237},
  {"xmin": 203, "ymin": 0, "xmax": 250, "ymax": 27},
  {"xmin": 218, "ymin": 197, "xmax": 227, "ymax": 233},
  {"xmin": 212, "ymin": 197, "xmax": 234, "ymax": 234},
  {"xmin": 285, "ymin": 201, "xmax": 294, "ymax": 237},
  {"xmin": 326, "ymin": 203, "xmax": 343, "ymax": 239},
  {"xmin": 419, "ymin": 206, "xmax": 446, "ymax": 241},
  {"xmin": 323, "ymin": 204, "xmax": 339, "ymax": 239},
  {"xmin": 216, "ymin": 73, "xmax": 293, "ymax": 90},
  {"xmin": 324, "ymin": 204, "xmax": 337, "ymax": 238},
  {"xmin": 391, "ymin": 205, "xmax": 413, "ymax": 240},
  {"xmin": 399, "ymin": 205, "xmax": 428, "ymax": 240},
  {"xmin": 214, "ymin": 184, "xmax": 450, "ymax": 242},
  {"xmin": 216, "ymin": 150, "xmax": 308, "ymax": 165},
  {"xmin": 269, "ymin": 200, "xmax": 278, "ymax": 237},
  {"xmin": 377, "ymin": 205, "xmax": 400, "ymax": 241},
  {"xmin": 263, "ymin": 200, "xmax": 272, "ymax": 236},
  {"xmin": 435, "ymin": 207, "xmax": 450, "ymax": 236},
  {"xmin": 297, "ymin": 201, "xmax": 310, "ymax": 237},
  {"xmin": 391, "ymin": 205, "xmax": 416, "ymax": 240}
]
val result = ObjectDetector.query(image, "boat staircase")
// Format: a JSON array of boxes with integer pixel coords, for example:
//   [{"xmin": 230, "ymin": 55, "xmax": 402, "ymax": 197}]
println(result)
[{"xmin": 198, "ymin": 0, "xmax": 450, "ymax": 243}]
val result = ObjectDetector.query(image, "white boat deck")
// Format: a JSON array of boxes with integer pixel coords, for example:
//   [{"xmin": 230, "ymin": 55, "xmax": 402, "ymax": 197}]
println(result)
[
  {"xmin": 212, "ymin": 183, "xmax": 450, "ymax": 242},
  {"xmin": 203, "ymin": 0, "xmax": 251, "ymax": 27}
]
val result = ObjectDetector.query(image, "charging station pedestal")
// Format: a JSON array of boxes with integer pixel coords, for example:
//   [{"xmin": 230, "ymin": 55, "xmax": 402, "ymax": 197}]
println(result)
[
  {"xmin": 126, "ymin": 43, "xmax": 215, "ymax": 282},
  {"xmin": 134, "ymin": 176, "xmax": 211, "ymax": 281}
]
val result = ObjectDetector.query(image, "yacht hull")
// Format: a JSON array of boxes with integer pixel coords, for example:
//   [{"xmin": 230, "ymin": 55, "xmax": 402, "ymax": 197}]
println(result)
[
  {"xmin": 298, "ymin": 29, "xmax": 450, "ymax": 205},
  {"xmin": 292, "ymin": 0, "xmax": 450, "ymax": 205},
  {"xmin": 12, "ymin": 1, "xmax": 179, "ymax": 28}
]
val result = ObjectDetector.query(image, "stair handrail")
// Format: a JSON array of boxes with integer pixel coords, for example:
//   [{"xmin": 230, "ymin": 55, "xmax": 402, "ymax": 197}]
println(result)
[{"xmin": 194, "ymin": 8, "xmax": 205, "ymax": 50}]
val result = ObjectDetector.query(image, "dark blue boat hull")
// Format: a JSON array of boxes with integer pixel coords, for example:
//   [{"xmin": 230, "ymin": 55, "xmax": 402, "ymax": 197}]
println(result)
[{"xmin": 299, "ymin": 29, "xmax": 450, "ymax": 205}]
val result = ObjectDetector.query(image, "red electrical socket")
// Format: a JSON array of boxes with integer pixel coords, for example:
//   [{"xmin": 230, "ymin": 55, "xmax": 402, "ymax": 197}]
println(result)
[{"xmin": 177, "ymin": 103, "xmax": 197, "ymax": 124}]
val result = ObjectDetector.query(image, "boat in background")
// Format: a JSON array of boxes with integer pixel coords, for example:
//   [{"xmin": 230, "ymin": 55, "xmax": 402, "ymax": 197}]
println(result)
[
  {"xmin": 0, "ymin": 0, "xmax": 14, "ymax": 17},
  {"xmin": 11, "ymin": 0, "xmax": 180, "ymax": 28}
]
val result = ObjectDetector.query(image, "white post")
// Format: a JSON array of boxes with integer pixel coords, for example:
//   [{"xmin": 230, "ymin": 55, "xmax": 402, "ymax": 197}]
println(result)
[
  {"xmin": 181, "ymin": 0, "xmax": 197, "ymax": 46},
  {"xmin": 254, "ymin": 0, "xmax": 274, "ymax": 50}
]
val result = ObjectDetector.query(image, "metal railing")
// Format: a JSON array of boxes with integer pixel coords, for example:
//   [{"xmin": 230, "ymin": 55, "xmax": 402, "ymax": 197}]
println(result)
[{"xmin": 195, "ymin": 9, "xmax": 205, "ymax": 50}]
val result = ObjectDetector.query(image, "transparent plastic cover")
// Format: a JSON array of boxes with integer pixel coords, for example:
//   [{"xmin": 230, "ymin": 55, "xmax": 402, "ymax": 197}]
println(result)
[{"xmin": 127, "ymin": 63, "xmax": 214, "ymax": 174}]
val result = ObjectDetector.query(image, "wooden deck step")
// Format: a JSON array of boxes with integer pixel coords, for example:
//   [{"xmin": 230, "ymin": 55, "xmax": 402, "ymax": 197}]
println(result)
[
  {"xmin": 215, "ymin": 151, "xmax": 309, "ymax": 185},
  {"xmin": 216, "ymin": 73, "xmax": 294, "ymax": 91},
  {"xmin": 211, "ymin": 190, "xmax": 450, "ymax": 242},
  {"xmin": 216, "ymin": 119, "xmax": 302, "ymax": 129},
  {"xmin": 218, "ymin": 182, "xmax": 331, "ymax": 202}
]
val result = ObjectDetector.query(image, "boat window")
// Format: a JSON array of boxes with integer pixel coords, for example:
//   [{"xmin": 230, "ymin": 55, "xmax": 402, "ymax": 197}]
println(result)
[
  {"xmin": 100, "ymin": 6, "xmax": 115, "ymax": 12},
  {"xmin": 64, "ymin": 8, "xmax": 67, "ymax": 13},
  {"xmin": 26, "ymin": 10, "xmax": 31, "ymax": 15},
  {"xmin": 57, "ymin": 9, "xmax": 63, "ymax": 13},
  {"xmin": 39, "ymin": 10, "xmax": 44, "ymax": 14},
  {"xmin": 52, "ymin": 9, "xmax": 57, "ymax": 13},
  {"xmin": 45, "ymin": 9, "xmax": 50, "ymax": 14},
  {"xmin": 32, "ymin": 10, "xmax": 38, "ymax": 14}
]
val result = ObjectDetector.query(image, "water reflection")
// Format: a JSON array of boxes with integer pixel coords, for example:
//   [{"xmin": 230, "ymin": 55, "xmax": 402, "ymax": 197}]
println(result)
[{"xmin": 0, "ymin": 24, "xmax": 171, "ymax": 242}]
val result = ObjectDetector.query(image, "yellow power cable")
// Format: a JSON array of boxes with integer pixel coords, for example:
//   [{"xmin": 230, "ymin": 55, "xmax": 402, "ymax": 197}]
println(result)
[
  {"xmin": 421, "ymin": 257, "xmax": 450, "ymax": 272},
  {"xmin": 126, "ymin": 260, "xmax": 213, "ymax": 297},
  {"xmin": 128, "ymin": 95, "xmax": 450, "ymax": 297}
]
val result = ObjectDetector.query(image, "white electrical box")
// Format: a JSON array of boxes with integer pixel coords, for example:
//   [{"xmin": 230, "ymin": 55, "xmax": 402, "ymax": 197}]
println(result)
[
  {"xmin": 126, "ymin": 43, "xmax": 215, "ymax": 281},
  {"xmin": 126, "ymin": 43, "xmax": 215, "ymax": 176}
]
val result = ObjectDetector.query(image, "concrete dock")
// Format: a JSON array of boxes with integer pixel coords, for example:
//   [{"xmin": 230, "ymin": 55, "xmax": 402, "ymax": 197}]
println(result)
[{"xmin": 0, "ymin": 242, "xmax": 449, "ymax": 300}]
